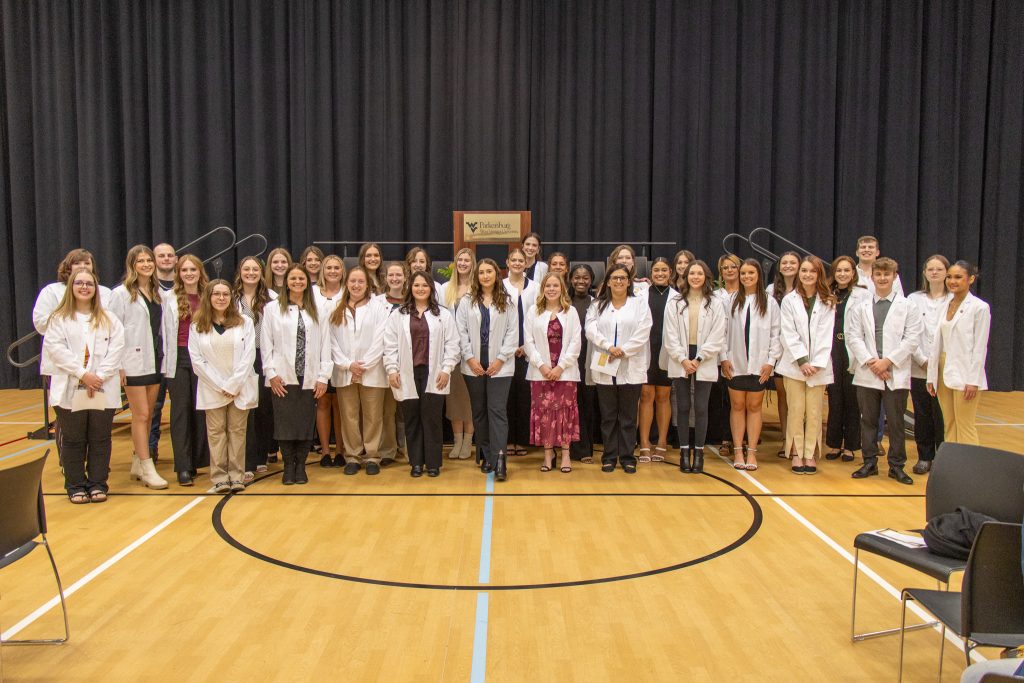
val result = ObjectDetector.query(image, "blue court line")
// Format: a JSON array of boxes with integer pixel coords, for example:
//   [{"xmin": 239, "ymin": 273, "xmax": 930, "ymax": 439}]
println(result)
[
  {"xmin": 0, "ymin": 404, "xmax": 41, "ymax": 418},
  {"xmin": 0, "ymin": 441, "xmax": 50, "ymax": 463},
  {"xmin": 470, "ymin": 470, "xmax": 496, "ymax": 681},
  {"xmin": 470, "ymin": 592, "xmax": 490, "ymax": 683}
]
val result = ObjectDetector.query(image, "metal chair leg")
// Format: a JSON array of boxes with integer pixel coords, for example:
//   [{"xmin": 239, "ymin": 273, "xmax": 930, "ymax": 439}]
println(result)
[
  {"xmin": 2, "ymin": 537, "xmax": 69, "ymax": 645},
  {"xmin": 898, "ymin": 592, "xmax": 910, "ymax": 682},
  {"xmin": 852, "ymin": 550, "xmax": 943, "ymax": 641}
]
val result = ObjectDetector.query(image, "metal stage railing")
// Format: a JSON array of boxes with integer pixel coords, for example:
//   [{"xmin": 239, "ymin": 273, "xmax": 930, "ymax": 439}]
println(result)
[
  {"xmin": 313, "ymin": 241, "xmax": 451, "ymax": 258},
  {"xmin": 8, "ymin": 225, "xmax": 267, "ymax": 440}
]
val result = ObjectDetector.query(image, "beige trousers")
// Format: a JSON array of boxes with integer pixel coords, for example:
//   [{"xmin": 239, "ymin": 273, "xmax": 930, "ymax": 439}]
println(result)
[
  {"xmin": 338, "ymin": 384, "xmax": 386, "ymax": 464},
  {"xmin": 935, "ymin": 354, "xmax": 981, "ymax": 445},
  {"xmin": 783, "ymin": 377, "xmax": 825, "ymax": 460},
  {"xmin": 205, "ymin": 403, "xmax": 249, "ymax": 484}
]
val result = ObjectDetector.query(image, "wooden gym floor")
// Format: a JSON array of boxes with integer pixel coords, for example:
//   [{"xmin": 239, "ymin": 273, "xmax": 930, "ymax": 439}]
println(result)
[{"xmin": 0, "ymin": 387, "xmax": 1021, "ymax": 682}]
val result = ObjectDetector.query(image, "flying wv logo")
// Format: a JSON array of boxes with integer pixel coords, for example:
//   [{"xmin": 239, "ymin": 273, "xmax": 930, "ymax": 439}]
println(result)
[{"xmin": 467, "ymin": 221, "xmax": 479, "ymax": 233}]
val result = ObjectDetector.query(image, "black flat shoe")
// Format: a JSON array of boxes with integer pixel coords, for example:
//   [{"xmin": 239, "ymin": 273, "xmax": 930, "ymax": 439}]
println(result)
[
  {"xmin": 852, "ymin": 463, "xmax": 878, "ymax": 478},
  {"xmin": 791, "ymin": 465, "xmax": 805, "ymax": 475},
  {"xmin": 840, "ymin": 451, "xmax": 855, "ymax": 462},
  {"xmin": 427, "ymin": 468, "xmax": 440, "ymax": 477},
  {"xmin": 888, "ymin": 467, "xmax": 913, "ymax": 485},
  {"xmin": 623, "ymin": 463, "xmax": 637, "ymax": 474},
  {"xmin": 177, "ymin": 471, "xmax": 193, "ymax": 487},
  {"xmin": 319, "ymin": 453, "xmax": 333, "ymax": 467},
  {"xmin": 481, "ymin": 462, "xmax": 494, "ymax": 474},
  {"xmin": 410, "ymin": 465, "xmax": 423, "ymax": 478},
  {"xmin": 332, "ymin": 454, "xmax": 346, "ymax": 468},
  {"xmin": 344, "ymin": 462, "xmax": 361, "ymax": 475},
  {"xmin": 803, "ymin": 465, "xmax": 817, "ymax": 475},
  {"xmin": 912, "ymin": 461, "xmax": 932, "ymax": 475},
  {"xmin": 601, "ymin": 463, "xmax": 615, "ymax": 473},
  {"xmin": 365, "ymin": 462, "xmax": 381, "ymax": 475},
  {"xmin": 824, "ymin": 451, "xmax": 842, "ymax": 461}
]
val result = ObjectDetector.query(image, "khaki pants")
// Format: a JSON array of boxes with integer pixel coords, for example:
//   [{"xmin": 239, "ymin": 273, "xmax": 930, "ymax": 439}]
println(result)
[
  {"xmin": 379, "ymin": 390, "xmax": 407, "ymax": 461},
  {"xmin": 206, "ymin": 403, "xmax": 249, "ymax": 484},
  {"xmin": 783, "ymin": 378, "xmax": 825, "ymax": 460},
  {"xmin": 935, "ymin": 354, "xmax": 980, "ymax": 445},
  {"xmin": 338, "ymin": 384, "xmax": 386, "ymax": 464}
]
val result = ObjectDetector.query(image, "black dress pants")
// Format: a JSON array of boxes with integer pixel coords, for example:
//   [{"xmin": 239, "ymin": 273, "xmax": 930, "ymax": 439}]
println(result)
[
  {"xmin": 857, "ymin": 386, "xmax": 908, "ymax": 468},
  {"xmin": 245, "ymin": 354, "xmax": 276, "ymax": 471},
  {"xmin": 403, "ymin": 366, "xmax": 445, "ymax": 469},
  {"xmin": 570, "ymin": 382, "xmax": 599, "ymax": 460},
  {"xmin": 169, "ymin": 350, "xmax": 210, "ymax": 473},
  {"xmin": 506, "ymin": 356, "xmax": 532, "ymax": 446},
  {"xmin": 910, "ymin": 377, "xmax": 944, "ymax": 461},
  {"xmin": 596, "ymin": 383, "xmax": 641, "ymax": 466},
  {"xmin": 826, "ymin": 370, "xmax": 861, "ymax": 452},
  {"xmin": 55, "ymin": 406, "xmax": 115, "ymax": 494}
]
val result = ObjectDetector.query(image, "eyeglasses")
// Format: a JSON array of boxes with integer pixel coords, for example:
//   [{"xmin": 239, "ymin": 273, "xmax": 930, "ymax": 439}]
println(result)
[
  {"xmin": 72, "ymin": 281, "xmax": 96, "ymax": 288},
  {"xmin": 609, "ymin": 276, "xmax": 629, "ymax": 282}
]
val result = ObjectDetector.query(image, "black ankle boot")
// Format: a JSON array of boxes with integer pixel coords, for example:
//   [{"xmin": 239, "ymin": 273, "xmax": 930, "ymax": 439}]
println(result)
[
  {"xmin": 495, "ymin": 450, "xmax": 507, "ymax": 482},
  {"xmin": 282, "ymin": 453, "xmax": 296, "ymax": 485},
  {"xmin": 294, "ymin": 451, "xmax": 309, "ymax": 485},
  {"xmin": 693, "ymin": 448, "xmax": 704, "ymax": 473},
  {"xmin": 680, "ymin": 447, "xmax": 692, "ymax": 473}
]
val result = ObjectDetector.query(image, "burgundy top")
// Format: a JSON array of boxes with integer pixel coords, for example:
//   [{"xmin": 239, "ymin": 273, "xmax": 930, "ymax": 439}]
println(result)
[
  {"xmin": 176, "ymin": 293, "xmax": 201, "ymax": 346},
  {"xmin": 410, "ymin": 309, "xmax": 430, "ymax": 366}
]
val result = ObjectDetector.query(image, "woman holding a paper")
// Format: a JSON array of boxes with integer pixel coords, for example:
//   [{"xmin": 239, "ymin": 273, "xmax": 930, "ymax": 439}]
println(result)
[
  {"xmin": 662, "ymin": 261, "xmax": 727, "ymax": 474},
  {"xmin": 585, "ymin": 264, "xmax": 653, "ymax": 474},
  {"xmin": 44, "ymin": 269, "xmax": 125, "ymax": 503},
  {"xmin": 188, "ymin": 280, "xmax": 258, "ymax": 494}
]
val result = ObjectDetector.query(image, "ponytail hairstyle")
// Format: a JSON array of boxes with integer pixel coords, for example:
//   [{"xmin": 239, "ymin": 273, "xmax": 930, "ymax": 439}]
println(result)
[{"xmin": 193, "ymin": 279, "xmax": 243, "ymax": 333}]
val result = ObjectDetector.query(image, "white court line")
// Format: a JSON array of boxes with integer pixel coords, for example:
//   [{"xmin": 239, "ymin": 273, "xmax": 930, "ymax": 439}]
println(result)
[
  {"xmin": 0, "ymin": 496, "xmax": 207, "ymax": 640},
  {"xmin": 977, "ymin": 423, "xmax": 1024, "ymax": 427},
  {"xmin": 0, "ymin": 421, "xmax": 44, "ymax": 425},
  {"xmin": 710, "ymin": 449, "xmax": 985, "ymax": 663}
]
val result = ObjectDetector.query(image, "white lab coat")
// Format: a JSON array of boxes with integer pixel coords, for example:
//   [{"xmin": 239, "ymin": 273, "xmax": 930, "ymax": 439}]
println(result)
[
  {"xmin": 661, "ymin": 292, "xmax": 728, "ymax": 382},
  {"xmin": 260, "ymin": 302, "xmax": 333, "ymax": 389},
  {"xmin": 312, "ymin": 285, "xmax": 343, "ymax": 315},
  {"xmin": 906, "ymin": 291, "xmax": 952, "ymax": 379},
  {"xmin": 720, "ymin": 292, "xmax": 783, "ymax": 376},
  {"xmin": 107, "ymin": 285, "xmax": 170, "ymax": 378},
  {"xmin": 383, "ymin": 306, "xmax": 460, "ymax": 401},
  {"xmin": 33, "ymin": 281, "xmax": 113, "ymax": 375},
  {"xmin": 43, "ymin": 313, "xmax": 125, "ymax": 410},
  {"xmin": 503, "ymin": 276, "xmax": 540, "ymax": 324},
  {"xmin": 926, "ymin": 292, "xmax": 990, "ymax": 391},
  {"xmin": 329, "ymin": 297, "xmax": 390, "ymax": 388},
  {"xmin": 456, "ymin": 293, "xmax": 519, "ymax": 378},
  {"xmin": 844, "ymin": 293, "xmax": 921, "ymax": 391},
  {"xmin": 188, "ymin": 318, "xmax": 258, "ymax": 410},
  {"xmin": 584, "ymin": 296, "xmax": 653, "ymax": 386},
  {"xmin": 523, "ymin": 304, "xmax": 582, "ymax": 382},
  {"xmin": 777, "ymin": 290, "xmax": 836, "ymax": 387}
]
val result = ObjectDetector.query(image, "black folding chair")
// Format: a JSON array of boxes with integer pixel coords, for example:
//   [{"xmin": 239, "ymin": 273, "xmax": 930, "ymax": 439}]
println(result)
[
  {"xmin": 898, "ymin": 522, "xmax": 1024, "ymax": 681},
  {"xmin": 851, "ymin": 443, "xmax": 1024, "ymax": 641},
  {"xmin": 0, "ymin": 451, "xmax": 69, "ymax": 644}
]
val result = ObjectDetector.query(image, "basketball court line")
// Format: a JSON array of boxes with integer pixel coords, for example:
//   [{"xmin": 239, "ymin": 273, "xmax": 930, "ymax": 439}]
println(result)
[
  {"xmin": 709, "ymin": 448, "xmax": 986, "ymax": 663},
  {"xmin": 0, "ymin": 496, "xmax": 207, "ymax": 641},
  {"xmin": 0, "ymin": 404, "xmax": 42, "ymax": 418},
  {"xmin": 472, "ymin": 472, "xmax": 496, "ymax": 682}
]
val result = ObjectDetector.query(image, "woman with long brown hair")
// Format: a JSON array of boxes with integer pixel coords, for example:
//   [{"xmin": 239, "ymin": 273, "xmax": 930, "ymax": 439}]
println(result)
[
  {"xmin": 163, "ymin": 254, "xmax": 211, "ymax": 486},
  {"xmin": 108, "ymin": 245, "xmax": 168, "ymax": 489},
  {"xmin": 263, "ymin": 247, "xmax": 293, "ymax": 299},
  {"xmin": 189, "ymin": 280, "xmax": 257, "ymax": 494},
  {"xmin": 777, "ymin": 255, "xmax": 836, "ymax": 474},
  {"xmin": 234, "ymin": 256, "xmax": 276, "ymax": 480},
  {"xmin": 358, "ymin": 242, "xmax": 385, "ymax": 294},
  {"xmin": 824, "ymin": 255, "xmax": 869, "ymax": 463}
]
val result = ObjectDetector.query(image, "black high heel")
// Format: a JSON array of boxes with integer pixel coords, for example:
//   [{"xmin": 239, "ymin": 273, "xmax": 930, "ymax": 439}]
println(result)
[
  {"xmin": 680, "ymin": 447, "xmax": 692, "ymax": 473},
  {"xmin": 495, "ymin": 450, "xmax": 507, "ymax": 482},
  {"xmin": 693, "ymin": 447, "xmax": 704, "ymax": 474}
]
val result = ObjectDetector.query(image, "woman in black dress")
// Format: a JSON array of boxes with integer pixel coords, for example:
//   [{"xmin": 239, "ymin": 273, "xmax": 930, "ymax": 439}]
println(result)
[{"xmin": 638, "ymin": 257, "xmax": 674, "ymax": 463}]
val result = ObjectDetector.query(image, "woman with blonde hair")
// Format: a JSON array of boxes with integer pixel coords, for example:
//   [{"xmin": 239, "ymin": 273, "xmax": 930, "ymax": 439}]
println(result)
[
  {"xmin": 263, "ymin": 247, "xmax": 293, "ymax": 298},
  {"xmin": 438, "ymin": 248, "xmax": 477, "ymax": 459},
  {"xmin": 313, "ymin": 254, "xmax": 346, "ymax": 467},
  {"xmin": 44, "ymin": 268, "xmax": 125, "ymax": 502}
]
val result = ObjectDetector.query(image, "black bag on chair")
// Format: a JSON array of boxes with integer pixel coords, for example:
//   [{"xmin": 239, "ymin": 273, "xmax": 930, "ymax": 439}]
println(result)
[{"xmin": 922, "ymin": 507, "xmax": 997, "ymax": 560}]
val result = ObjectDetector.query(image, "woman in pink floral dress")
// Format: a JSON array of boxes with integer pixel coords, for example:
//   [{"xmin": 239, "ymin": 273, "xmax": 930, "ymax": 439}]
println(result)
[{"xmin": 524, "ymin": 273, "xmax": 582, "ymax": 473}]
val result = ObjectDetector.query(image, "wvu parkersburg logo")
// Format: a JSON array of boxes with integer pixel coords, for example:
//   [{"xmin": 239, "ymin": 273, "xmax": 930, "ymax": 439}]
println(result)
[{"xmin": 467, "ymin": 221, "xmax": 479, "ymax": 233}]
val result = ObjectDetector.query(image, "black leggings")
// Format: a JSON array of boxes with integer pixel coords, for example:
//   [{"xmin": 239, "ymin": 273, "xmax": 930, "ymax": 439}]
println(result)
[{"xmin": 673, "ymin": 376, "xmax": 713, "ymax": 448}]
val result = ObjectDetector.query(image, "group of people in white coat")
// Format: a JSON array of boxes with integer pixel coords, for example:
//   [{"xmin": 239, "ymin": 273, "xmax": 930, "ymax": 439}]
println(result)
[{"xmin": 31, "ymin": 233, "xmax": 991, "ymax": 502}]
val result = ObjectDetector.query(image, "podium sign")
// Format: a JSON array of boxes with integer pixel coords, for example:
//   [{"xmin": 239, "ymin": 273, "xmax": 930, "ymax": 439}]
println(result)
[{"xmin": 452, "ymin": 210, "xmax": 531, "ymax": 256}]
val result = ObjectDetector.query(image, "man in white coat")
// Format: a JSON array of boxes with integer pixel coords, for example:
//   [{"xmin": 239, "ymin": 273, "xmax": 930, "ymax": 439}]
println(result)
[{"xmin": 845, "ymin": 258, "xmax": 921, "ymax": 484}]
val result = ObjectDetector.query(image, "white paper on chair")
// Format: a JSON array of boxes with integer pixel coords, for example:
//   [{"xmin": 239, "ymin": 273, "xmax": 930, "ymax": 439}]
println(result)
[
  {"xmin": 589, "ymin": 350, "xmax": 621, "ymax": 378},
  {"xmin": 866, "ymin": 528, "xmax": 927, "ymax": 548},
  {"xmin": 71, "ymin": 387, "xmax": 107, "ymax": 412}
]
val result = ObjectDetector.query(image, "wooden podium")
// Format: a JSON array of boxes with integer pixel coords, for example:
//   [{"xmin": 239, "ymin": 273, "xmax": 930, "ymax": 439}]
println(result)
[{"xmin": 452, "ymin": 210, "xmax": 531, "ymax": 256}]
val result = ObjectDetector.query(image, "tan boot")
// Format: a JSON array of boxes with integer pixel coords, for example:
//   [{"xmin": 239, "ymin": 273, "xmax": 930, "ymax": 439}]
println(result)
[
  {"xmin": 449, "ymin": 433, "xmax": 464, "ymax": 459},
  {"xmin": 136, "ymin": 457, "xmax": 168, "ymax": 489},
  {"xmin": 459, "ymin": 434, "xmax": 473, "ymax": 459}
]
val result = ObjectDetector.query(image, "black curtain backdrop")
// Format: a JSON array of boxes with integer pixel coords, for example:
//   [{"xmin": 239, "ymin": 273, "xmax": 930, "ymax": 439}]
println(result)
[{"xmin": 1, "ymin": 0, "xmax": 1021, "ymax": 389}]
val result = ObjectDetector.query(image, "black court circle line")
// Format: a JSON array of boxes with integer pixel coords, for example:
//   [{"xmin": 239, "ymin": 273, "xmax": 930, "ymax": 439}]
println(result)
[{"xmin": 211, "ymin": 469, "xmax": 763, "ymax": 591}]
